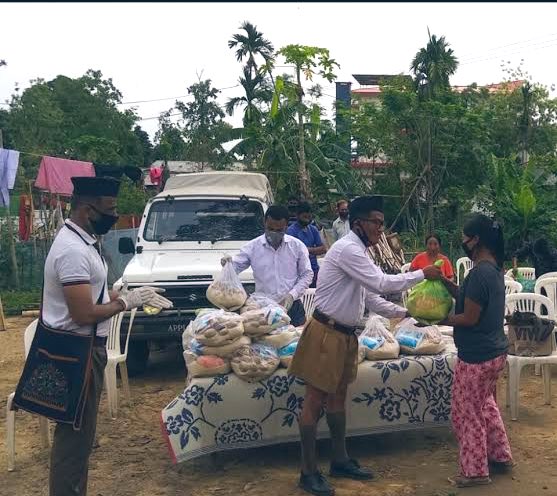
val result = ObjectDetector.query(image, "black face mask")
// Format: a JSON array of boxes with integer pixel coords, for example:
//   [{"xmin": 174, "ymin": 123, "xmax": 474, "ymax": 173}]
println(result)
[
  {"xmin": 88, "ymin": 205, "xmax": 119, "ymax": 235},
  {"xmin": 298, "ymin": 219, "xmax": 311, "ymax": 227},
  {"xmin": 355, "ymin": 220, "xmax": 371, "ymax": 247}
]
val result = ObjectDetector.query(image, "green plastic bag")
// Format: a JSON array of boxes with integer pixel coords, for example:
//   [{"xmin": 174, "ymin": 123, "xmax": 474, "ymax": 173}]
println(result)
[{"xmin": 406, "ymin": 260, "xmax": 453, "ymax": 324}]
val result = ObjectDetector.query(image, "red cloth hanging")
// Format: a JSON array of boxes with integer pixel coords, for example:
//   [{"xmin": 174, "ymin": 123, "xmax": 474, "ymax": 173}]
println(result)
[
  {"xmin": 149, "ymin": 167, "xmax": 163, "ymax": 186},
  {"xmin": 35, "ymin": 156, "xmax": 95, "ymax": 196}
]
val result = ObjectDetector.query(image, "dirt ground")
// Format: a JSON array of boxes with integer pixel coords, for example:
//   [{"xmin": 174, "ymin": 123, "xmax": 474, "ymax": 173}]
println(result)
[{"xmin": 1, "ymin": 316, "xmax": 557, "ymax": 496}]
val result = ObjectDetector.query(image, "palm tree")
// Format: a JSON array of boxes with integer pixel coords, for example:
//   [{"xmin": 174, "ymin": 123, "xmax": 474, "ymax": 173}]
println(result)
[
  {"xmin": 228, "ymin": 21, "xmax": 275, "ymax": 78},
  {"xmin": 225, "ymin": 66, "xmax": 272, "ymax": 125},
  {"xmin": 411, "ymin": 30, "xmax": 458, "ymax": 97}
]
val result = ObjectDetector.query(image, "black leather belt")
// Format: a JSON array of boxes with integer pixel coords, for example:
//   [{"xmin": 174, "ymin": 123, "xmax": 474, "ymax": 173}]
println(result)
[
  {"xmin": 94, "ymin": 336, "xmax": 107, "ymax": 347},
  {"xmin": 313, "ymin": 308, "xmax": 356, "ymax": 335}
]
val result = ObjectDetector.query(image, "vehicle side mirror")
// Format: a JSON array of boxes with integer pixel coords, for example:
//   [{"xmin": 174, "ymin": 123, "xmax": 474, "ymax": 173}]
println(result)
[{"xmin": 119, "ymin": 237, "xmax": 135, "ymax": 254}]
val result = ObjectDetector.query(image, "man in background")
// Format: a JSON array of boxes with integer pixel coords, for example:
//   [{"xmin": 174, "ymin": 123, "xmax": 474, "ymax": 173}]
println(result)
[
  {"xmin": 332, "ymin": 199, "xmax": 350, "ymax": 242},
  {"xmin": 513, "ymin": 237, "xmax": 557, "ymax": 277},
  {"xmin": 287, "ymin": 202, "xmax": 327, "ymax": 288},
  {"xmin": 222, "ymin": 205, "xmax": 313, "ymax": 326}
]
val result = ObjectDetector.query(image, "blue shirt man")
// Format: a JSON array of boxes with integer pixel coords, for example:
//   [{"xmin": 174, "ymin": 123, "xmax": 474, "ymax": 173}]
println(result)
[{"xmin": 287, "ymin": 202, "xmax": 327, "ymax": 287}]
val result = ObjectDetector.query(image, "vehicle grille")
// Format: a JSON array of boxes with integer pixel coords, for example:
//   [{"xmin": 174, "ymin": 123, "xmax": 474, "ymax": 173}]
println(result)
[{"xmin": 129, "ymin": 284, "xmax": 255, "ymax": 310}]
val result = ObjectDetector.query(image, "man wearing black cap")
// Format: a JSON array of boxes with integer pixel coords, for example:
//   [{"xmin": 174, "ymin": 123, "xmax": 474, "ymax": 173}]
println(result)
[
  {"xmin": 289, "ymin": 196, "xmax": 442, "ymax": 496},
  {"xmin": 45, "ymin": 176, "xmax": 172, "ymax": 496}
]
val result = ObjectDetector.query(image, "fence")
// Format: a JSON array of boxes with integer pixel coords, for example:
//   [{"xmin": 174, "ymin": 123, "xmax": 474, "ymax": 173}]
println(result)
[{"xmin": 0, "ymin": 228, "xmax": 138, "ymax": 291}]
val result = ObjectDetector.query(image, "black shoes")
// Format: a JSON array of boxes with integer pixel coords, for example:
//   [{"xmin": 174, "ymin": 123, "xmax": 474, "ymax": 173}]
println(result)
[
  {"xmin": 299, "ymin": 471, "xmax": 335, "ymax": 496},
  {"xmin": 329, "ymin": 458, "xmax": 374, "ymax": 480}
]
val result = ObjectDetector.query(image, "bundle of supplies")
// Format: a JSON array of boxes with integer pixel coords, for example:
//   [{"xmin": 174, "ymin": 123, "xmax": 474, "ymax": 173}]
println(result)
[
  {"xmin": 406, "ymin": 260, "xmax": 453, "ymax": 324},
  {"xmin": 231, "ymin": 343, "xmax": 280, "ymax": 381},
  {"xmin": 206, "ymin": 262, "xmax": 248, "ymax": 311},
  {"xmin": 359, "ymin": 315, "xmax": 400, "ymax": 360},
  {"xmin": 256, "ymin": 325, "xmax": 298, "ymax": 349},
  {"xmin": 277, "ymin": 340, "xmax": 298, "ymax": 368},
  {"xmin": 190, "ymin": 310, "xmax": 244, "ymax": 346},
  {"xmin": 183, "ymin": 350, "xmax": 231, "ymax": 378},
  {"xmin": 394, "ymin": 318, "xmax": 445, "ymax": 355},
  {"xmin": 241, "ymin": 305, "xmax": 291, "ymax": 336},
  {"xmin": 240, "ymin": 293, "xmax": 279, "ymax": 314}
]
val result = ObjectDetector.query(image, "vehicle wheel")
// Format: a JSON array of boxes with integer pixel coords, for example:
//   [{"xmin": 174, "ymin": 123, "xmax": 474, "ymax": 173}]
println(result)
[{"xmin": 126, "ymin": 341, "xmax": 150, "ymax": 376}]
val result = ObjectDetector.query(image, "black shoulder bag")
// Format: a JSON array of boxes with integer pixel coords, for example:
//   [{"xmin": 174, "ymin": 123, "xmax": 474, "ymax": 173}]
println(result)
[{"xmin": 13, "ymin": 225, "xmax": 106, "ymax": 430}]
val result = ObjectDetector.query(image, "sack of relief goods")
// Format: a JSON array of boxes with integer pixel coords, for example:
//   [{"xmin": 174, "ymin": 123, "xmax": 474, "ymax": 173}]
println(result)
[
  {"xmin": 184, "ymin": 350, "xmax": 231, "ymax": 378},
  {"xmin": 241, "ymin": 305, "xmax": 291, "ymax": 336},
  {"xmin": 256, "ymin": 325, "xmax": 298, "ymax": 349},
  {"xmin": 394, "ymin": 318, "xmax": 445, "ymax": 355},
  {"xmin": 190, "ymin": 310, "xmax": 244, "ymax": 346},
  {"xmin": 240, "ymin": 293, "xmax": 279, "ymax": 314},
  {"xmin": 206, "ymin": 262, "xmax": 248, "ymax": 311},
  {"xmin": 191, "ymin": 336, "xmax": 252, "ymax": 358},
  {"xmin": 278, "ymin": 340, "xmax": 298, "ymax": 368},
  {"xmin": 359, "ymin": 315, "xmax": 400, "ymax": 360},
  {"xmin": 406, "ymin": 260, "xmax": 453, "ymax": 324},
  {"xmin": 231, "ymin": 343, "xmax": 280, "ymax": 381}
]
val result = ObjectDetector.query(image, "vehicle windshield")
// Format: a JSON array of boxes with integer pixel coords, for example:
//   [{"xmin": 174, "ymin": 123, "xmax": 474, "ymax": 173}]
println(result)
[{"xmin": 143, "ymin": 198, "xmax": 265, "ymax": 242}]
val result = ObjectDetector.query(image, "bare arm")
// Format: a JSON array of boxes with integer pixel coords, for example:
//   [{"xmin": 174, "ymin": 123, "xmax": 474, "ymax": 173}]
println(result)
[
  {"xmin": 109, "ymin": 290, "xmax": 120, "ymax": 301},
  {"xmin": 441, "ymin": 276, "xmax": 459, "ymax": 299},
  {"xmin": 442, "ymin": 297, "xmax": 482, "ymax": 328},
  {"xmin": 308, "ymin": 245, "xmax": 327, "ymax": 256},
  {"xmin": 63, "ymin": 284, "xmax": 125, "ymax": 326}
]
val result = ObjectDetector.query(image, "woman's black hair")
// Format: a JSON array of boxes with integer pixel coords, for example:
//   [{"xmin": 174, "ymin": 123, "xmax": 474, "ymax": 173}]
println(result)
[
  {"xmin": 425, "ymin": 233, "xmax": 441, "ymax": 246},
  {"xmin": 463, "ymin": 213, "xmax": 505, "ymax": 268}
]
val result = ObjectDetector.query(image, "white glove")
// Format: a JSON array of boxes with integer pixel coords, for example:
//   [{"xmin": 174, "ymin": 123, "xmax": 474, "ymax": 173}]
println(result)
[
  {"xmin": 279, "ymin": 294, "xmax": 294, "ymax": 311},
  {"xmin": 221, "ymin": 254, "xmax": 233, "ymax": 267},
  {"xmin": 118, "ymin": 285, "xmax": 173, "ymax": 311}
]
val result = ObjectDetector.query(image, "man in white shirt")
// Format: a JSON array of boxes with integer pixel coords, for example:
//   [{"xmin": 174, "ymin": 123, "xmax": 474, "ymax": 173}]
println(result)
[
  {"xmin": 331, "ymin": 199, "xmax": 350, "ymax": 242},
  {"xmin": 222, "ymin": 205, "xmax": 313, "ymax": 326},
  {"xmin": 289, "ymin": 196, "xmax": 442, "ymax": 496},
  {"xmin": 46, "ymin": 177, "xmax": 172, "ymax": 496}
]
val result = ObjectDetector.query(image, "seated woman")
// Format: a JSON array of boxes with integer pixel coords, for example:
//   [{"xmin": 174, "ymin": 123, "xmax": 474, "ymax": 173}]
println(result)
[{"xmin": 410, "ymin": 234, "xmax": 455, "ymax": 281}]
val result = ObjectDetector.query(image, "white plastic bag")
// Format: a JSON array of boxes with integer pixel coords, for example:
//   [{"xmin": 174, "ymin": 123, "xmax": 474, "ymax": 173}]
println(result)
[
  {"xmin": 240, "ymin": 293, "xmax": 279, "ymax": 314},
  {"xmin": 359, "ymin": 315, "xmax": 400, "ymax": 360},
  {"xmin": 394, "ymin": 318, "xmax": 445, "ymax": 355},
  {"xmin": 277, "ymin": 340, "xmax": 298, "ymax": 368},
  {"xmin": 242, "ymin": 305, "xmax": 291, "ymax": 336},
  {"xmin": 191, "ymin": 335, "xmax": 251, "ymax": 358},
  {"xmin": 256, "ymin": 325, "xmax": 298, "ymax": 349},
  {"xmin": 231, "ymin": 343, "xmax": 280, "ymax": 381},
  {"xmin": 191, "ymin": 309, "xmax": 244, "ymax": 346},
  {"xmin": 184, "ymin": 350, "xmax": 231, "ymax": 378},
  {"xmin": 206, "ymin": 262, "xmax": 248, "ymax": 311}
]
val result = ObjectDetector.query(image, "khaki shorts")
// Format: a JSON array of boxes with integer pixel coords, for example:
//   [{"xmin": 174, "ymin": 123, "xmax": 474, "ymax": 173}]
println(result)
[{"xmin": 288, "ymin": 318, "xmax": 359, "ymax": 394}]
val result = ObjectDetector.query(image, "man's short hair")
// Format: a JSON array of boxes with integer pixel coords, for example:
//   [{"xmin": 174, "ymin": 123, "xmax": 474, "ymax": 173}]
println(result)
[
  {"xmin": 336, "ymin": 199, "xmax": 349, "ymax": 209},
  {"xmin": 297, "ymin": 201, "xmax": 312, "ymax": 215},
  {"xmin": 265, "ymin": 205, "xmax": 289, "ymax": 222},
  {"xmin": 349, "ymin": 196, "xmax": 384, "ymax": 227}
]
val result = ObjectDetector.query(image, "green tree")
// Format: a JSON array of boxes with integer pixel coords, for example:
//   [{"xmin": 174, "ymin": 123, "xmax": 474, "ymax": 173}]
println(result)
[
  {"xmin": 228, "ymin": 21, "xmax": 274, "ymax": 78},
  {"xmin": 277, "ymin": 45, "xmax": 339, "ymax": 199},
  {"xmin": 411, "ymin": 30, "xmax": 459, "ymax": 98}
]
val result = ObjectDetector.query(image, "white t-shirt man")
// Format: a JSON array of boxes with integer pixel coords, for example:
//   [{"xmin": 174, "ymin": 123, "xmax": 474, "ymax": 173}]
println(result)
[{"xmin": 42, "ymin": 219, "xmax": 111, "ymax": 337}]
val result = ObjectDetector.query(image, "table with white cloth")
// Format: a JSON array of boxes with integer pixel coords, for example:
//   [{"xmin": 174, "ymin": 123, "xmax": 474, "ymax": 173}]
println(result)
[{"xmin": 161, "ymin": 337, "xmax": 457, "ymax": 464}]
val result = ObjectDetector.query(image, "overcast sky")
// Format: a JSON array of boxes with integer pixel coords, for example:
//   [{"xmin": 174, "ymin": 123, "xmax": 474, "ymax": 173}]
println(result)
[{"xmin": 2, "ymin": 2, "xmax": 557, "ymax": 140}]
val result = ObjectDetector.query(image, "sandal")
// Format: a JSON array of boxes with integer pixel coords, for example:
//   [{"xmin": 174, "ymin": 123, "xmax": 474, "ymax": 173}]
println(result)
[{"xmin": 448, "ymin": 474, "xmax": 492, "ymax": 488}]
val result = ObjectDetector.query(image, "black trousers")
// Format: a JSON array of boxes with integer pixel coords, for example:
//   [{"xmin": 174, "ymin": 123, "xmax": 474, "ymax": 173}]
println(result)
[
  {"xmin": 288, "ymin": 299, "xmax": 307, "ymax": 327},
  {"xmin": 50, "ymin": 346, "xmax": 107, "ymax": 496}
]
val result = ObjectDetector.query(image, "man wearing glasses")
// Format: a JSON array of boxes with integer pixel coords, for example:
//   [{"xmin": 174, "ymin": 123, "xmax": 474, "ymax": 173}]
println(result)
[{"xmin": 289, "ymin": 195, "xmax": 442, "ymax": 496}]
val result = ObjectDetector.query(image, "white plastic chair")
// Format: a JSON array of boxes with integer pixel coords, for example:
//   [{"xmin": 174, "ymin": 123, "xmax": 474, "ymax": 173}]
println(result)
[
  {"xmin": 6, "ymin": 319, "xmax": 51, "ymax": 472},
  {"xmin": 301, "ymin": 289, "xmax": 317, "ymax": 318},
  {"xmin": 504, "ymin": 293, "xmax": 557, "ymax": 420},
  {"xmin": 104, "ymin": 309, "xmax": 137, "ymax": 419},
  {"xmin": 505, "ymin": 267, "xmax": 536, "ymax": 281},
  {"xmin": 505, "ymin": 279, "xmax": 523, "ymax": 295},
  {"xmin": 400, "ymin": 263, "xmax": 411, "ymax": 274},
  {"xmin": 538, "ymin": 272, "xmax": 557, "ymax": 283},
  {"xmin": 456, "ymin": 257, "xmax": 473, "ymax": 285}
]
